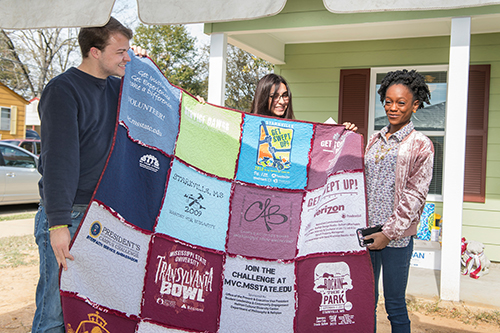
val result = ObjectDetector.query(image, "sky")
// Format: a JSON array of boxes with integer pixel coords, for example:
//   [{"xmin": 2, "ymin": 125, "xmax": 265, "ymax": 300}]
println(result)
[{"xmin": 111, "ymin": 0, "xmax": 211, "ymax": 48}]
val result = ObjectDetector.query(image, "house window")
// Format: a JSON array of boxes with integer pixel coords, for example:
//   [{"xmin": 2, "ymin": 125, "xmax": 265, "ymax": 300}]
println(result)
[
  {"xmin": 339, "ymin": 65, "xmax": 489, "ymax": 203},
  {"xmin": 0, "ymin": 107, "xmax": 11, "ymax": 131},
  {"xmin": 368, "ymin": 65, "xmax": 448, "ymax": 201}
]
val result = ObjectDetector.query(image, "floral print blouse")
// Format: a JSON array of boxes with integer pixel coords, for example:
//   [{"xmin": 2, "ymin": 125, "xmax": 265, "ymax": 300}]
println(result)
[{"xmin": 365, "ymin": 122, "xmax": 415, "ymax": 248}]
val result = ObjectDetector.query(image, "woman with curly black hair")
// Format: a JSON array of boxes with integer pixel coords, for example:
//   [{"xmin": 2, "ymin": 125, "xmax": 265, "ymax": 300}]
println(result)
[{"xmin": 363, "ymin": 69, "xmax": 434, "ymax": 332}]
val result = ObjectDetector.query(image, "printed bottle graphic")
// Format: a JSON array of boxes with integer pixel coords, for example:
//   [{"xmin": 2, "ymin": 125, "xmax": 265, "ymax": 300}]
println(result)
[
  {"xmin": 313, "ymin": 262, "xmax": 353, "ymax": 312},
  {"xmin": 257, "ymin": 121, "xmax": 293, "ymax": 171}
]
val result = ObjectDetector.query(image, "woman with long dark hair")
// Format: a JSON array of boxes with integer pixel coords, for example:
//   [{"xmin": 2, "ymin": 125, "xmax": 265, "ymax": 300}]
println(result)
[{"xmin": 250, "ymin": 73, "xmax": 295, "ymax": 119}]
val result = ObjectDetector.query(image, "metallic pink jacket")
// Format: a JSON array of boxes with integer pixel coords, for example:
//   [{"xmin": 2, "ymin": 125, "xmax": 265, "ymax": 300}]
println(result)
[{"xmin": 366, "ymin": 130, "xmax": 434, "ymax": 240}]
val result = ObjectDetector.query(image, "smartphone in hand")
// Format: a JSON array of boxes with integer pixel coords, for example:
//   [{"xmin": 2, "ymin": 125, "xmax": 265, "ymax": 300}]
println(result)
[{"xmin": 356, "ymin": 224, "xmax": 383, "ymax": 247}]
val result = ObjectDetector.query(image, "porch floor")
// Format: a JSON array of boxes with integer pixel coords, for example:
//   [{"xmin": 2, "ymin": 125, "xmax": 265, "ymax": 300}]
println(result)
[{"xmin": 405, "ymin": 262, "xmax": 500, "ymax": 309}]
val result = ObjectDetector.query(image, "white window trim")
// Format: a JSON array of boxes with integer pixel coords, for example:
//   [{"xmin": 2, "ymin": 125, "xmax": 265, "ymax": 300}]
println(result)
[{"xmin": 368, "ymin": 65, "xmax": 449, "ymax": 202}]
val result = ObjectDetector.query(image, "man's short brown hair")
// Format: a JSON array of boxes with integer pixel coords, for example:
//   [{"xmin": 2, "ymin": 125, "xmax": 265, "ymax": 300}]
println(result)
[{"xmin": 78, "ymin": 17, "xmax": 133, "ymax": 58}]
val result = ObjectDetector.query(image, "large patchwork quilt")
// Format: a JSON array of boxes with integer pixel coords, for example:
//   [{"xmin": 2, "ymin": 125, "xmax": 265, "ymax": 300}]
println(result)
[{"xmin": 60, "ymin": 52, "xmax": 375, "ymax": 333}]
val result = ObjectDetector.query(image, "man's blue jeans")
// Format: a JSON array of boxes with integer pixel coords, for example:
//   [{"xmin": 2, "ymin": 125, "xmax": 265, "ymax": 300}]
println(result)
[
  {"xmin": 32, "ymin": 204, "xmax": 86, "ymax": 333},
  {"xmin": 370, "ymin": 238, "xmax": 413, "ymax": 333}
]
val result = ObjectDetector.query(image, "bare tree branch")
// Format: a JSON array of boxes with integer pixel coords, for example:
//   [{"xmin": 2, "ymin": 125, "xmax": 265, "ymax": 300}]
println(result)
[
  {"xmin": 1, "ymin": 29, "xmax": 36, "ymax": 97},
  {"xmin": 4, "ymin": 28, "xmax": 79, "ymax": 98}
]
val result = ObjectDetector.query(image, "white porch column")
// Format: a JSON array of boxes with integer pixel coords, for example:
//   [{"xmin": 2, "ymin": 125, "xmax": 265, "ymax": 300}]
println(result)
[
  {"xmin": 208, "ymin": 33, "xmax": 227, "ymax": 106},
  {"xmin": 440, "ymin": 17, "xmax": 471, "ymax": 302}
]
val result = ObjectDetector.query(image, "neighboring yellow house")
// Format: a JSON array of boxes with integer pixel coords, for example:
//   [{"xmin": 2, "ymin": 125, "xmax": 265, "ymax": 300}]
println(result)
[{"xmin": 0, "ymin": 82, "xmax": 29, "ymax": 140}]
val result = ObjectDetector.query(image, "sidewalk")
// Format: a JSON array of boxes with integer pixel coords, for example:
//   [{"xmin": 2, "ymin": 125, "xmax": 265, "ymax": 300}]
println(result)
[
  {"xmin": 1, "ymin": 217, "xmax": 499, "ymax": 310},
  {"xmin": 0, "ymin": 218, "xmax": 35, "ymax": 238}
]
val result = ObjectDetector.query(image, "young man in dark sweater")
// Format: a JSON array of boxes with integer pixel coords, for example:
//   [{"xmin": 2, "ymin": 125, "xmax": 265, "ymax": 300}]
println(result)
[{"xmin": 32, "ymin": 17, "xmax": 133, "ymax": 333}]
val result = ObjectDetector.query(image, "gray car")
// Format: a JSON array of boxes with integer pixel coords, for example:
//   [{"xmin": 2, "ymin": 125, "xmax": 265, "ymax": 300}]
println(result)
[
  {"xmin": 0, "ymin": 142, "xmax": 40, "ymax": 205},
  {"xmin": 1, "ymin": 139, "xmax": 41, "ymax": 156}
]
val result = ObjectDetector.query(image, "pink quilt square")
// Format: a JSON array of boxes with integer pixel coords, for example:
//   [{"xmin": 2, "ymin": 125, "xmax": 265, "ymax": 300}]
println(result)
[
  {"xmin": 61, "ymin": 293, "xmax": 138, "ymax": 333},
  {"xmin": 226, "ymin": 184, "xmax": 303, "ymax": 260},
  {"xmin": 295, "ymin": 254, "xmax": 375, "ymax": 333},
  {"xmin": 307, "ymin": 124, "xmax": 363, "ymax": 190},
  {"xmin": 140, "ymin": 235, "xmax": 223, "ymax": 332}
]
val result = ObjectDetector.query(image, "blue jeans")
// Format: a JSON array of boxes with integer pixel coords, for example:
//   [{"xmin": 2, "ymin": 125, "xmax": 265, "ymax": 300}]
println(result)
[
  {"xmin": 32, "ymin": 204, "xmax": 86, "ymax": 333},
  {"xmin": 370, "ymin": 238, "xmax": 413, "ymax": 333}
]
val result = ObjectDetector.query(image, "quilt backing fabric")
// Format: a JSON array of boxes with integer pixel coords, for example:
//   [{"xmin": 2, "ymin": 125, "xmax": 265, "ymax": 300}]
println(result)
[{"xmin": 60, "ymin": 52, "xmax": 375, "ymax": 333}]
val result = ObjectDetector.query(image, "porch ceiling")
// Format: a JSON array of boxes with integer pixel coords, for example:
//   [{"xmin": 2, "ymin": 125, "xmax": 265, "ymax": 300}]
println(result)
[
  {"xmin": 226, "ymin": 14, "xmax": 500, "ymax": 64},
  {"xmin": 3, "ymin": 0, "xmax": 500, "ymax": 29}
]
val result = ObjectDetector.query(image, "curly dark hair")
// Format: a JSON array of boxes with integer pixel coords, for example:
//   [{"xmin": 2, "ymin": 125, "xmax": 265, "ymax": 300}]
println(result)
[{"xmin": 377, "ymin": 69, "xmax": 431, "ymax": 109}]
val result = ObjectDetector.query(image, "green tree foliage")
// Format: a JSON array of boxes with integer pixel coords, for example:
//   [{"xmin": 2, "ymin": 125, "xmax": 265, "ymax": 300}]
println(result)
[
  {"xmin": 133, "ymin": 24, "xmax": 206, "ymax": 96},
  {"xmin": 224, "ymin": 45, "xmax": 273, "ymax": 112},
  {"xmin": 132, "ymin": 24, "xmax": 272, "ymax": 110}
]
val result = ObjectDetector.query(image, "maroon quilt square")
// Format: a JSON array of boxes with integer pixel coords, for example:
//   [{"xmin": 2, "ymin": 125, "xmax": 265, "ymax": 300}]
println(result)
[
  {"xmin": 141, "ymin": 235, "xmax": 223, "ymax": 332},
  {"xmin": 295, "ymin": 253, "xmax": 375, "ymax": 332},
  {"xmin": 61, "ymin": 293, "xmax": 138, "ymax": 333},
  {"xmin": 307, "ymin": 124, "xmax": 363, "ymax": 190},
  {"xmin": 227, "ymin": 184, "xmax": 303, "ymax": 260}
]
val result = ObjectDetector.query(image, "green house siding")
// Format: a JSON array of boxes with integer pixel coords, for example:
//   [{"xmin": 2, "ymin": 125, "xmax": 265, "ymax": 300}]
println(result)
[
  {"xmin": 276, "ymin": 35, "xmax": 451, "ymax": 122},
  {"xmin": 206, "ymin": 0, "xmax": 500, "ymax": 34},
  {"xmin": 275, "ymin": 33, "xmax": 500, "ymax": 261}
]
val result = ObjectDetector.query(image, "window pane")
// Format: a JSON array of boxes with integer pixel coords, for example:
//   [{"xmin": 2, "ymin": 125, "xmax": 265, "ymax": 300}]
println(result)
[
  {"xmin": 371, "ymin": 68, "xmax": 447, "ymax": 197},
  {"xmin": 374, "ymin": 71, "xmax": 447, "ymax": 131},
  {"xmin": 0, "ymin": 107, "xmax": 10, "ymax": 131},
  {"xmin": 427, "ymin": 136, "xmax": 443, "ymax": 195},
  {"xmin": 21, "ymin": 142, "xmax": 33, "ymax": 152},
  {"xmin": 0, "ymin": 146, "xmax": 36, "ymax": 168}
]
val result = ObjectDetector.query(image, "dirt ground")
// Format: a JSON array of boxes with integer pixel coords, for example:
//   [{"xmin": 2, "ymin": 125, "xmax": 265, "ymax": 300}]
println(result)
[
  {"xmin": 0, "ymin": 266, "xmax": 37, "ymax": 332},
  {"xmin": 1, "ymin": 264, "xmax": 499, "ymax": 333}
]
